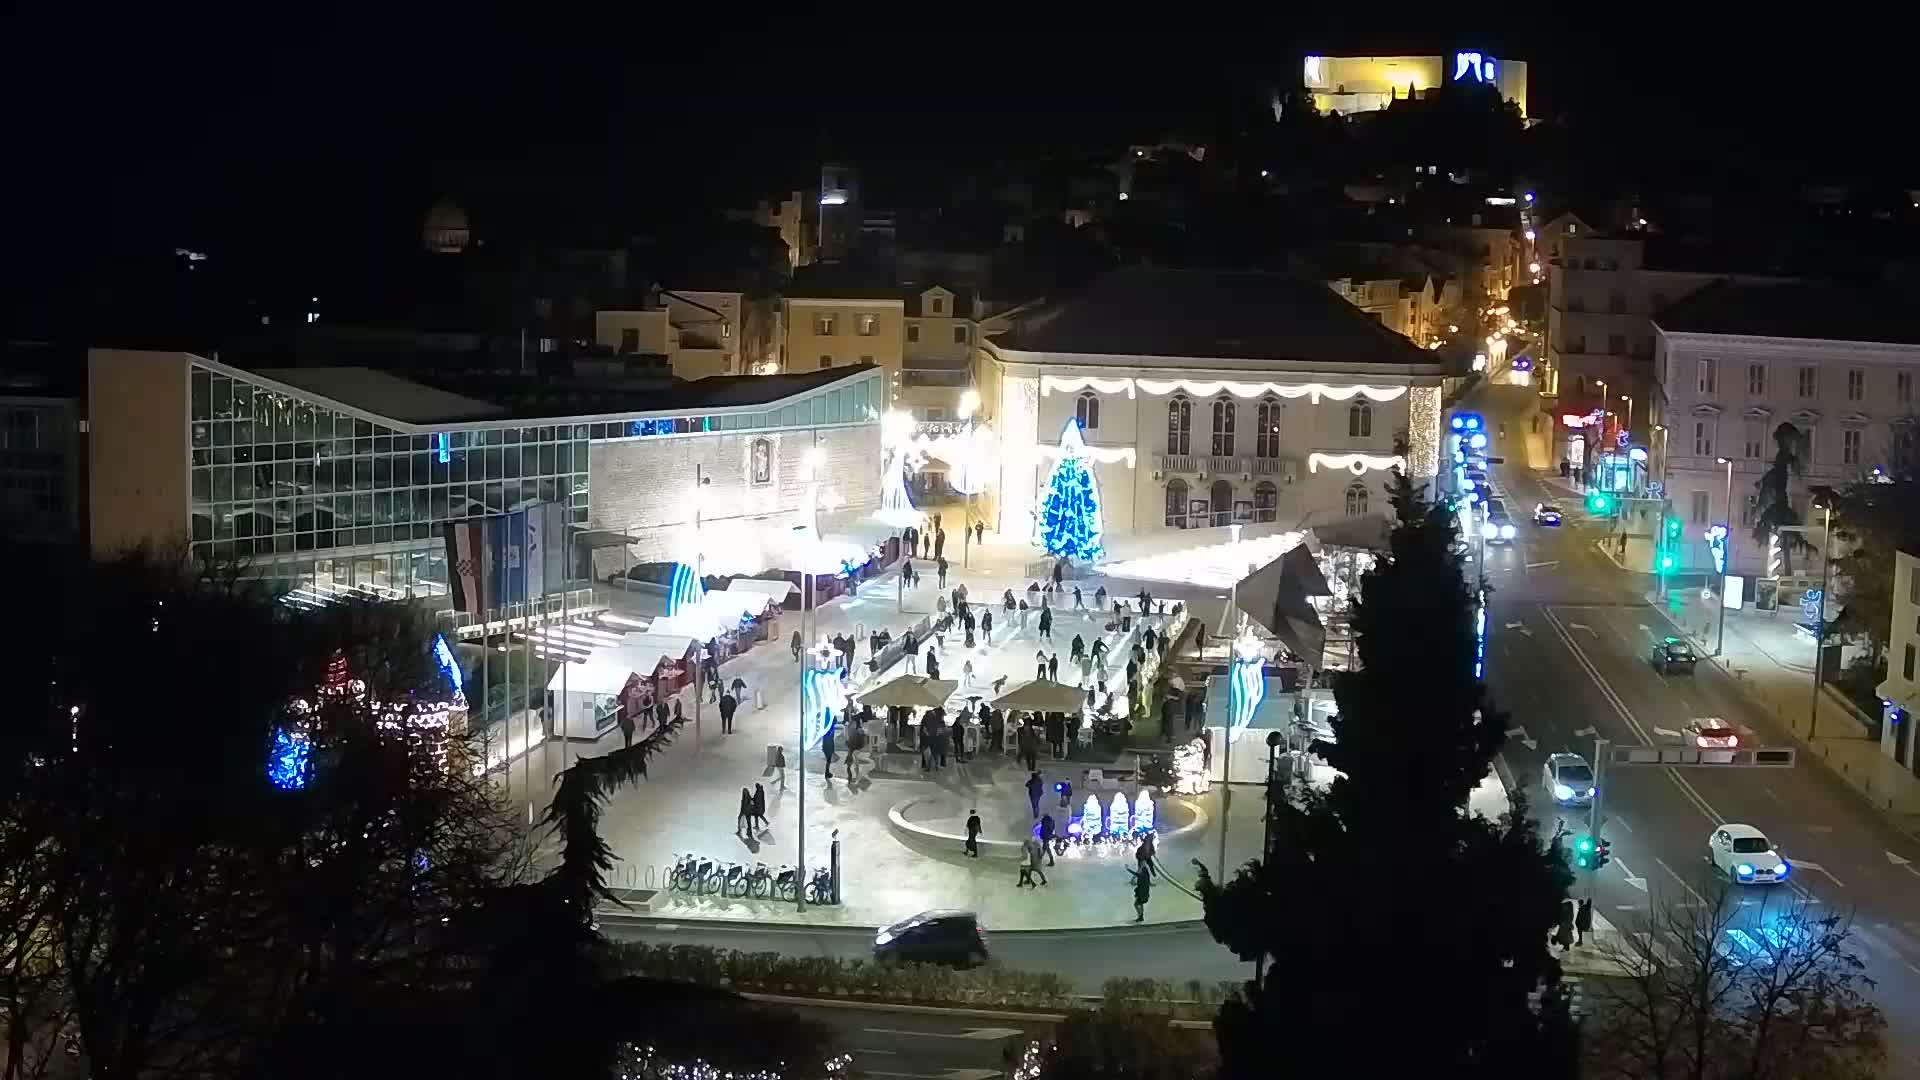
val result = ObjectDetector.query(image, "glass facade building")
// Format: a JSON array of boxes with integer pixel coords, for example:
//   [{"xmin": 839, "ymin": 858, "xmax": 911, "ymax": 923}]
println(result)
[{"xmin": 186, "ymin": 360, "xmax": 880, "ymax": 599}]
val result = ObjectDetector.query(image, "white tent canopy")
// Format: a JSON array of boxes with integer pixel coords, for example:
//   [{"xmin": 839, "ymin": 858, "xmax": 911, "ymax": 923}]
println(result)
[
  {"xmin": 723, "ymin": 579, "xmax": 797, "ymax": 600},
  {"xmin": 547, "ymin": 657, "xmax": 634, "ymax": 696}
]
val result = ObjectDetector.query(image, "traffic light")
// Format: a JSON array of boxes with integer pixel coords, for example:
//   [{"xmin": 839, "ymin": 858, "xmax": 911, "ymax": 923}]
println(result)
[
  {"xmin": 1593, "ymin": 836, "xmax": 1612, "ymax": 871},
  {"xmin": 1586, "ymin": 491, "xmax": 1612, "ymax": 515},
  {"xmin": 1573, "ymin": 834, "xmax": 1596, "ymax": 870},
  {"xmin": 1665, "ymin": 517, "xmax": 1682, "ymax": 541}
]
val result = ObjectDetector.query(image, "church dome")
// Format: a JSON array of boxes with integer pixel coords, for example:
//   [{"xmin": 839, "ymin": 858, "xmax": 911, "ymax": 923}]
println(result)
[{"xmin": 422, "ymin": 198, "xmax": 471, "ymax": 254}]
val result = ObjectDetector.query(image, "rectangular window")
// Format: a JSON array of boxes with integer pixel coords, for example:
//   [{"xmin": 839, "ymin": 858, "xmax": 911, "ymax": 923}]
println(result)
[
  {"xmin": 1899, "ymin": 371, "xmax": 1914, "ymax": 404},
  {"xmin": 1747, "ymin": 362, "xmax": 1767, "ymax": 396},
  {"xmin": 1906, "ymin": 643, "xmax": 1916, "ymax": 683},
  {"xmin": 1843, "ymin": 428, "xmax": 1861, "ymax": 465},
  {"xmin": 1744, "ymin": 421, "xmax": 1764, "ymax": 459},
  {"xmin": 1910, "ymin": 565, "xmax": 1920, "ymax": 605},
  {"xmin": 1847, "ymin": 368, "xmax": 1865, "ymax": 401},
  {"xmin": 931, "ymin": 298, "xmax": 945, "ymax": 314},
  {"xmin": 818, "ymin": 354, "xmax": 832, "ymax": 369},
  {"xmin": 857, "ymin": 314, "xmax": 879, "ymax": 336},
  {"xmin": 1608, "ymin": 333, "xmax": 1626, "ymax": 355},
  {"xmin": 1693, "ymin": 419, "xmax": 1714, "ymax": 457},
  {"xmin": 1798, "ymin": 366, "xmax": 1817, "ymax": 398},
  {"xmin": 1697, "ymin": 359, "xmax": 1716, "ymax": 394},
  {"xmin": 906, "ymin": 324, "xmax": 919, "ymax": 343},
  {"xmin": 953, "ymin": 325, "xmax": 968, "ymax": 344},
  {"xmin": 1690, "ymin": 490, "xmax": 1710, "ymax": 525},
  {"xmin": 815, "ymin": 314, "xmax": 837, "ymax": 335},
  {"xmin": 1740, "ymin": 494, "xmax": 1755, "ymax": 527}
]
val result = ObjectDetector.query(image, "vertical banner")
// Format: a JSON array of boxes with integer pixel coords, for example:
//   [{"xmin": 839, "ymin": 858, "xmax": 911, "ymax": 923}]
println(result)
[
  {"xmin": 1228, "ymin": 630, "xmax": 1266, "ymax": 734},
  {"xmin": 445, "ymin": 521, "xmax": 489, "ymax": 619},
  {"xmin": 487, "ymin": 509, "xmax": 530, "ymax": 607},
  {"xmin": 524, "ymin": 506, "xmax": 546, "ymax": 603}
]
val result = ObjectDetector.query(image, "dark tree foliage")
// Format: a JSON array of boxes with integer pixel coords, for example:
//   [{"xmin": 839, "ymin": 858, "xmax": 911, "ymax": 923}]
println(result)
[
  {"xmin": 1752, "ymin": 423, "xmax": 1811, "ymax": 574},
  {"xmin": 1195, "ymin": 469, "xmax": 1573, "ymax": 1075},
  {"xmin": 1831, "ymin": 415, "xmax": 1920, "ymax": 662}
]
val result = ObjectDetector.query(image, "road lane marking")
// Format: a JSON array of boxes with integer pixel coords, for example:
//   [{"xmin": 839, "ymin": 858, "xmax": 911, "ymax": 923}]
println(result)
[
  {"xmin": 1889, "ymin": 851, "xmax": 1920, "ymax": 880},
  {"xmin": 1573, "ymin": 725, "xmax": 1598, "ymax": 738},
  {"xmin": 1790, "ymin": 859, "xmax": 1847, "ymax": 890},
  {"xmin": 1612, "ymin": 814, "xmax": 1633, "ymax": 832},
  {"xmin": 1614, "ymin": 858, "xmax": 1649, "ymax": 891},
  {"xmin": 1567, "ymin": 621, "xmax": 1596, "ymax": 634},
  {"xmin": 1506, "ymin": 726, "xmax": 1539, "ymax": 750},
  {"xmin": 1651, "ymin": 725, "xmax": 1683, "ymax": 740},
  {"xmin": 1653, "ymin": 856, "xmax": 1710, "ymax": 906}
]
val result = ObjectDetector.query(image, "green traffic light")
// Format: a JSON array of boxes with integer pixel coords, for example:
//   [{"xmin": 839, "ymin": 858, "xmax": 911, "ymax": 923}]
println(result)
[
  {"xmin": 1575, "ymin": 835, "xmax": 1594, "ymax": 853},
  {"xmin": 1587, "ymin": 493, "xmax": 1611, "ymax": 513},
  {"xmin": 1660, "ymin": 554, "xmax": 1676, "ymax": 571}
]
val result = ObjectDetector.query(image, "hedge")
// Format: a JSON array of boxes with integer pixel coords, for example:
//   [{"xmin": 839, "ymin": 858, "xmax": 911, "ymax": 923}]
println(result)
[{"xmin": 614, "ymin": 942, "xmax": 1241, "ymax": 1019}]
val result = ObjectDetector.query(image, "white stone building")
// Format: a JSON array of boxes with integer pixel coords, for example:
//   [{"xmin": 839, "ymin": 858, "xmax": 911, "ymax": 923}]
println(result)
[
  {"xmin": 982, "ymin": 268, "xmax": 1445, "ymax": 545},
  {"xmin": 1653, "ymin": 281, "xmax": 1920, "ymax": 576},
  {"xmin": 1876, "ymin": 550, "xmax": 1920, "ymax": 780}
]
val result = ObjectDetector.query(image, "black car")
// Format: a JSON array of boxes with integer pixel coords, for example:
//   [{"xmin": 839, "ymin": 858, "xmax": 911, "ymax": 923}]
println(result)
[
  {"xmin": 1651, "ymin": 636, "xmax": 1698, "ymax": 675},
  {"xmin": 874, "ymin": 910, "xmax": 989, "ymax": 967}
]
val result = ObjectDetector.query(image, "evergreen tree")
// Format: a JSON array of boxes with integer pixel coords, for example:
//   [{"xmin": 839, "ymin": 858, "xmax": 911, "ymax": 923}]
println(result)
[
  {"xmin": 1752, "ymin": 422, "xmax": 1810, "ymax": 574},
  {"xmin": 1196, "ymin": 467, "xmax": 1573, "ymax": 1075},
  {"xmin": 1034, "ymin": 420, "xmax": 1106, "ymax": 562}
]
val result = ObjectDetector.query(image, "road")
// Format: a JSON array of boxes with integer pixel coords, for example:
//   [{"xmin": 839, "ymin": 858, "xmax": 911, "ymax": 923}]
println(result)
[
  {"xmin": 780, "ymin": 1001, "xmax": 1046, "ymax": 1080},
  {"xmin": 1466, "ymin": 381, "xmax": 1920, "ymax": 1074}
]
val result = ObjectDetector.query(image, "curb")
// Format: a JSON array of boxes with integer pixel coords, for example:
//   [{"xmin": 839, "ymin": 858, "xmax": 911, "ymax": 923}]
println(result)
[
  {"xmin": 737, "ymin": 992, "xmax": 1215, "ymax": 1030},
  {"xmin": 596, "ymin": 909, "xmax": 1210, "ymax": 936}
]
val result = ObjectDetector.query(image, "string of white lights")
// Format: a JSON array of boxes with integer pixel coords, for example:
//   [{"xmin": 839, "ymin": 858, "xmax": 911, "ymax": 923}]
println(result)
[
  {"xmin": 1307, "ymin": 452, "xmax": 1406, "ymax": 475},
  {"xmin": 1034, "ymin": 442, "xmax": 1137, "ymax": 467},
  {"xmin": 1042, "ymin": 375, "xmax": 1409, "ymax": 403}
]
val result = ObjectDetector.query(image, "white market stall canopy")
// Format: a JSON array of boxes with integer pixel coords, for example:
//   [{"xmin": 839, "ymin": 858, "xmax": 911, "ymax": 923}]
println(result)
[
  {"xmin": 1100, "ymin": 532, "xmax": 1307, "ymax": 591},
  {"xmin": 723, "ymin": 579, "xmax": 798, "ymax": 600},
  {"xmin": 546, "ymin": 657, "xmax": 635, "ymax": 696}
]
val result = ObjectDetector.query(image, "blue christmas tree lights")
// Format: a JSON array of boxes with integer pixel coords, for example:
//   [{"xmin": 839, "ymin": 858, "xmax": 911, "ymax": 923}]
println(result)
[{"xmin": 1033, "ymin": 420, "xmax": 1106, "ymax": 562}]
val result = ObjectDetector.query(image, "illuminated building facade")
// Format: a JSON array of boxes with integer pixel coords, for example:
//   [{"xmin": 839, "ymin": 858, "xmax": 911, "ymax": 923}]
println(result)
[
  {"xmin": 984, "ymin": 269, "xmax": 1444, "ymax": 544},
  {"xmin": 1302, "ymin": 51, "xmax": 1528, "ymax": 117}
]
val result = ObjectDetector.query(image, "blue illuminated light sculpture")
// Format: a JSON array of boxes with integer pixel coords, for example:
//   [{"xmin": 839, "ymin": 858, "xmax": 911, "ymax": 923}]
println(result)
[
  {"xmin": 667, "ymin": 562, "xmax": 706, "ymax": 616},
  {"xmin": 1706, "ymin": 524, "xmax": 1729, "ymax": 575},
  {"xmin": 1109, "ymin": 792, "xmax": 1131, "ymax": 836},
  {"xmin": 268, "ymin": 727, "xmax": 311, "ymax": 791},
  {"xmin": 432, "ymin": 633, "xmax": 464, "ymax": 698},
  {"xmin": 1227, "ymin": 629, "xmax": 1266, "ymax": 735},
  {"xmin": 1080, "ymin": 794, "xmax": 1104, "ymax": 838},
  {"xmin": 1033, "ymin": 420, "xmax": 1106, "ymax": 563},
  {"xmin": 800, "ymin": 640, "xmax": 845, "ymax": 752},
  {"xmin": 1133, "ymin": 789, "xmax": 1155, "ymax": 832}
]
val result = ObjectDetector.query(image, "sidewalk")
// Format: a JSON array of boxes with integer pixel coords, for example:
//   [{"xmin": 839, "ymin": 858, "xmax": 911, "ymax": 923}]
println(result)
[
  {"xmin": 510, "ymin": 535, "xmax": 1209, "ymax": 931},
  {"xmin": 1650, "ymin": 586, "xmax": 1920, "ymax": 826}
]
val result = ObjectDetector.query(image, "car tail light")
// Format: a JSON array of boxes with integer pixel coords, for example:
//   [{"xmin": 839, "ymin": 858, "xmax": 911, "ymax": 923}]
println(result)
[{"xmin": 1696, "ymin": 736, "xmax": 1709, "ymax": 747}]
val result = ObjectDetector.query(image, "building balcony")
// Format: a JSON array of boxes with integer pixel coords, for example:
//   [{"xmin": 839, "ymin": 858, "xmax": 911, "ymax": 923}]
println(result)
[
  {"xmin": 899, "ymin": 369, "xmax": 971, "ymax": 388},
  {"xmin": 1155, "ymin": 454, "xmax": 1250, "ymax": 475}
]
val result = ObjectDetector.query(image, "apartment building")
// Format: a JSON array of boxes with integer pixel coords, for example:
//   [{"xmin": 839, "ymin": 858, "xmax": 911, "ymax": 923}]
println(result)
[
  {"xmin": 1653, "ymin": 281, "xmax": 1920, "ymax": 576},
  {"xmin": 1876, "ymin": 550, "xmax": 1920, "ymax": 779},
  {"xmin": 593, "ymin": 288, "xmax": 765, "ymax": 380},
  {"xmin": 781, "ymin": 272, "xmax": 906, "ymax": 399}
]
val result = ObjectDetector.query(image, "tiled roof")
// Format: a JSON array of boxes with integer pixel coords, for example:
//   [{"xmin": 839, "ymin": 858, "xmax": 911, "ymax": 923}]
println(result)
[
  {"xmin": 1653, "ymin": 280, "xmax": 1920, "ymax": 346},
  {"xmin": 993, "ymin": 267, "xmax": 1438, "ymax": 368}
]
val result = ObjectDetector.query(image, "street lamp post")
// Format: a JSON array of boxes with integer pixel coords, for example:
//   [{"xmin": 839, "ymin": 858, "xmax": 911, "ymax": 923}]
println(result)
[
  {"xmin": 958, "ymin": 389, "xmax": 981, "ymax": 569},
  {"xmin": 1256, "ymin": 728, "xmax": 1283, "ymax": 984},
  {"xmin": 1714, "ymin": 457, "xmax": 1733, "ymax": 657},
  {"xmin": 1809, "ymin": 493, "xmax": 1835, "ymax": 739},
  {"xmin": 1593, "ymin": 380, "xmax": 1610, "ymax": 489},
  {"xmin": 1620, "ymin": 395, "xmax": 1634, "ymax": 448}
]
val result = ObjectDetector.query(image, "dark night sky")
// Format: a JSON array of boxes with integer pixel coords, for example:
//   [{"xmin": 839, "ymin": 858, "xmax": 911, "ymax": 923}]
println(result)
[{"xmin": 11, "ymin": 23, "xmax": 1910, "ymax": 264}]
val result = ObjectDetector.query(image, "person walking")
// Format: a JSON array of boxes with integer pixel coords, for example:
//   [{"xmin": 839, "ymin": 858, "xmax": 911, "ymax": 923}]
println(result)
[
  {"xmin": 737, "ymin": 788, "xmax": 753, "ymax": 837},
  {"xmin": 1045, "ymin": 712, "xmax": 1064, "ymax": 758},
  {"xmin": 1575, "ymin": 897, "xmax": 1594, "ymax": 947},
  {"xmin": 981, "ymin": 609, "xmax": 993, "ymax": 645},
  {"xmin": 974, "ymin": 521, "xmax": 984, "ymax": 547},
  {"xmin": 1052, "ymin": 560, "xmax": 1065, "ymax": 589},
  {"xmin": 1160, "ymin": 695, "xmax": 1175, "ymax": 742},
  {"xmin": 1035, "ymin": 650, "xmax": 1048, "ymax": 681},
  {"xmin": 617, "ymin": 706, "xmax": 636, "ymax": 750},
  {"xmin": 718, "ymin": 691, "xmax": 738, "ymax": 735},
  {"xmin": 1135, "ymin": 831, "xmax": 1157, "ymax": 877},
  {"xmin": 962, "ymin": 658, "xmax": 975, "ymax": 687},
  {"xmin": 950, "ymin": 712, "xmax": 967, "ymax": 764},
  {"xmin": 1003, "ymin": 588, "xmax": 1016, "ymax": 613},
  {"xmin": 935, "ymin": 529, "xmax": 947, "ymax": 560},
  {"xmin": 774, "ymin": 744, "xmax": 787, "ymax": 790},
  {"xmin": 1070, "ymin": 633, "xmax": 1085, "ymax": 663},
  {"xmin": 846, "ymin": 719, "xmax": 866, "ymax": 782},
  {"xmin": 1024, "ymin": 833, "xmax": 1049, "ymax": 886},
  {"xmin": 1037, "ymin": 603, "xmax": 1053, "ymax": 642},
  {"xmin": 654, "ymin": 697, "xmax": 669, "ymax": 731},
  {"xmin": 1072, "ymin": 586, "xmax": 1085, "ymax": 613},
  {"xmin": 1026, "ymin": 770, "xmax": 1044, "ymax": 818},
  {"xmin": 1094, "ymin": 585, "xmax": 1107, "ymax": 610},
  {"xmin": 1065, "ymin": 709, "xmax": 1081, "ymax": 750},
  {"xmin": 791, "ymin": 630, "xmax": 803, "ymax": 662},
  {"xmin": 821, "ymin": 731, "xmax": 837, "ymax": 780},
  {"xmin": 965, "ymin": 808, "xmax": 982, "ymax": 858},
  {"xmin": 925, "ymin": 648, "xmax": 940, "ymax": 681},
  {"xmin": 1019, "ymin": 723, "xmax": 1039, "ymax": 773},
  {"xmin": 1126, "ymin": 865, "xmax": 1152, "ymax": 922},
  {"xmin": 936, "ymin": 556, "xmax": 949, "ymax": 590},
  {"xmin": 1039, "ymin": 812, "xmax": 1058, "ymax": 865},
  {"xmin": 1047, "ymin": 652, "xmax": 1059, "ymax": 682},
  {"xmin": 751, "ymin": 783, "xmax": 768, "ymax": 832},
  {"xmin": 672, "ymin": 698, "xmax": 685, "ymax": 726},
  {"xmin": 1555, "ymin": 899, "xmax": 1576, "ymax": 952}
]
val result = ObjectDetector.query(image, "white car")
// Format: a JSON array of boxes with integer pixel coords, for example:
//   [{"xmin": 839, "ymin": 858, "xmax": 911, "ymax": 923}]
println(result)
[
  {"xmin": 1543, "ymin": 752, "xmax": 1596, "ymax": 805},
  {"xmin": 1707, "ymin": 823, "xmax": 1790, "ymax": 885}
]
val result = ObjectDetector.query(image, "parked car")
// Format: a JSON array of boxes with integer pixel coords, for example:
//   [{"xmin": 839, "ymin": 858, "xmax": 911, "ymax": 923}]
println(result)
[
  {"xmin": 874, "ymin": 910, "xmax": 989, "ymax": 967},
  {"xmin": 1650, "ymin": 636, "xmax": 1698, "ymax": 674}
]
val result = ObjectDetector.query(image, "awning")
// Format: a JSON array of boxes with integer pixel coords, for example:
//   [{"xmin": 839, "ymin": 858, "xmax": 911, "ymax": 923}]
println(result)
[
  {"xmin": 823, "ymin": 517, "xmax": 904, "ymax": 550},
  {"xmin": 1309, "ymin": 515, "xmax": 1392, "ymax": 553},
  {"xmin": 547, "ymin": 657, "xmax": 635, "ymax": 696},
  {"xmin": 993, "ymin": 678, "xmax": 1089, "ymax": 712},
  {"xmin": 858, "ymin": 675, "xmax": 959, "ymax": 709},
  {"xmin": 723, "ymin": 578, "xmax": 799, "ymax": 600},
  {"xmin": 576, "ymin": 529, "xmax": 644, "ymax": 550}
]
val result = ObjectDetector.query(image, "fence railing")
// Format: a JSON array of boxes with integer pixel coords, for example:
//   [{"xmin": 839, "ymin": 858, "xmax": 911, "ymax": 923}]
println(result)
[{"xmin": 439, "ymin": 587, "xmax": 603, "ymax": 636}]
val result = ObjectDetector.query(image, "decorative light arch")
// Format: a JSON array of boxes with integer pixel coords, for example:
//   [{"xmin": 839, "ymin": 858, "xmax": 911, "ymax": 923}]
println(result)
[
  {"xmin": 1308, "ymin": 452, "xmax": 1406, "ymax": 475},
  {"xmin": 1042, "ymin": 375, "xmax": 1410, "ymax": 403}
]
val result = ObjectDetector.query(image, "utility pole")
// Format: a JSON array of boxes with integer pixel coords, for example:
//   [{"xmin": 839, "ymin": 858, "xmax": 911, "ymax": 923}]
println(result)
[
  {"xmin": 1810, "ymin": 498, "xmax": 1834, "ymax": 740},
  {"xmin": 1587, "ymin": 735, "xmax": 1609, "ymax": 903}
]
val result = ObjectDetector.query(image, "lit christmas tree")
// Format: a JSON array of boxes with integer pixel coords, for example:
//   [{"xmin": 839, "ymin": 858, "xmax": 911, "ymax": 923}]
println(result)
[{"xmin": 1033, "ymin": 419, "xmax": 1106, "ymax": 562}]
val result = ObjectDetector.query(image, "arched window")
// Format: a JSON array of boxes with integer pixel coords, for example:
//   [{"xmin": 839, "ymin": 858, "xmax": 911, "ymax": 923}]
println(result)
[
  {"xmin": 1167, "ymin": 396, "xmax": 1192, "ymax": 455},
  {"xmin": 1345, "ymin": 484, "xmax": 1369, "ymax": 517},
  {"xmin": 1075, "ymin": 392, "xmax": 1101, "ymax": 431},
  {"xmin": 1164, "ymin": 479, "xmax": 1190, "ymax": 528},
  {"xmin": 1211, "ymin": 397, "xmax": 1236, "ymax": 456},
  {"xmin": 1210, "ymin": 480, "xmax": 1234, "ymax": 527},
  {"xmin": 1253, "ymin": 481, "xmax": 1278, "ymax": 523},
  {"xmin": 1255, "ymin": 396, "xmax": 1281, "ymax": 458},
  {"xmin": 1348, "ymin": 401, "xmax": 1373, "ymax": 438}
]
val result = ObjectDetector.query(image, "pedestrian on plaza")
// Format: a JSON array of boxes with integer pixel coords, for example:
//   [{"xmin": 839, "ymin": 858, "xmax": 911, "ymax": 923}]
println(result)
[
  {"xmin": 974, "ymin": 521, "xmax": 984, "ymax": 547},
  {"xmin": 1019, "ymin": 725, "xmax": 1039, "ymax": 773},
  {"xmin": 926, "ymin": 648, "xmax": 940, "ymax": 681},
  {"xmin": 1035, "ymin": 651, "xmax": 1048, "ymax": 681},
  {"xmin": 1017, "ymin": 852, "xmax": 1035, "ymax": 888},
  {"xmin": 732, "ymin": 675, "xmax": 748, "ymax": 699},
  {"xmin": 962, "ymin": 659, "xmax": 975, "ymax": 686},
  {"xmin": 1126, "ymin": 657, "xmax": 1140, "ymax": 688},
  {"xmin": 653, "ymin": 697, "xmax": 669, "ymax": 730},
  {"xmin": 1038, "ymin": 604, "xmax": 1053, "ymax": 642},
  {"xmin": 934, "ymin": 529, "xmax": 947, "ymax": 560},
  {"xmin": 1048, "ymin": 652, "xmax": 1059, "ymax": 682},
  {"xmin": 1094, "ymin": 585, "xmax": 1107, "ymax": 610},
  {"xmin": 1004, "ymin": 589, "xmax": 1016, "ymax": 612},
  {"xmin": 1091, "ymin": 638, "xmax": 1108, "ymax": 661},
  {"xmin": 719, "ymin": 691, "xmax": 738, "ymax": 734},
  {"xmin": 1052, "ymin": 560, "xmax": 1065, "ymax": 589},
  {"xmin": 1555, "ymin": 900, "xmax": 1576, "ymax": 952},
  {"xmin": 932, "ymin": 723, "xmax": 949, "ymax": 769},
  {"xmin": 1070, "ymin": 634, "xmax": 1085, "ymax": 663},
  {"xmin": 1026, "ymin": 770, "xmax": 1044, "ymax": 818},
  {"xmin": 1160, "ymin": 696, "xmax": 1175, "ymax": 742},
  {"xmin": 1025, "ymin": 834, "xmax": 1049, "ymax": 886},
  {"xmin": 937, "ymin": 558, "xmax": 949, "ymax": 589},
  {"xmin": 774, "ymin": 744, "xmax": 787, "ymax": 790},
  {"xmin": 1039, "ymin": 813, "xmax": 1058, "ymax": 864},
  {"xmin": 951, "ymin": 713, "xmax": 968, "ymax": 763},
  {"xmin": 1126, "ymin": 866, "xmax": 1152, "ymax": 922},
  {"xmin": 737, "ymin": 788, "xmax": 753, "ymax": 837},
  {"xmin": 847, "ymin": 720, "xmax": 867, "ymax": 782},
  {"xmin": 821, "ymin": 731, "xmax": 837, "ymax": 780},
  {"xmin": 965, "ymin": 808, "xmax": 982, "ymax": 858},
  {"xmin": 963, "ymin": 618, "xmax": 976, "ymax": 650},
  {"xmin": 791, "ymin": 630, "xmax": 803, "ymax": 662},
  {"xmin": 1135, "ymin": 831, "xmax": 1157, "ymax": 876},
  {"xmin": 1072, "ymin": 586, "xmax": 1085, "ymax": 613},
  {"xmin": 981, "ymin": 610, "xmax": 993, "ymax": 645},
  {"xmin": 673, "ymin": 699, "xmax": 685, "ymax": 725},
  {"xmin": 1144, "ymin": 626, "xmax": 1157, "ymax": 654},
  {"xmin": 1065, "ymin": 710, "xmax": 1081, "ymax": 749},
  {"xmin": 919, "ymin": 715, "xmax": 935, "ymax": 771},
  {"xmin": 1575, "ymin": 897, "xmax": 1593, "ymax": 947},
  {"xmin": 1045, "ymin": 712, "xmax": 1065, "ymax": 757},
  {"xmin": 987, "ymin": 706, "xmax": 1004, "ymax": 753},
  {"xmin": 617, "ymin": 707, "xmax": 635, "ymax": 750}
]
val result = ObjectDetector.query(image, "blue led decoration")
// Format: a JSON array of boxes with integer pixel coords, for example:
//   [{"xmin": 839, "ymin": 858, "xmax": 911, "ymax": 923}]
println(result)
[
  {"xmin": 666, "ymin": 562, "xmax": 706, "ymax": 616},
  {"xmin": 268, "ymin": 727, "xmax": 312, "ymax": 790},
  {"xmin": 1033, "ymin": 420, "xmax": 1106, "ymax": 562},
  {"xmin": 1227, "ymin": 630, "xmax": 1266, "ymax": 735},
  {"xmin": 431, "ymin": 633, "xmax": 464, "ymax": 697},
  {"xmin": 435, "ymin": 432, "xmax": 451, "ymax": 464},
  {"xmin": 1705, "ymin": 524, "xmax": 1729, "ymax": 575},
  {"xmin": 1475, "ymin": 589, "xmax": 1488, "ymax": 679},
  {"xmin": 800, "ymin": 643, "xmax": 845, "ymax": 751}
]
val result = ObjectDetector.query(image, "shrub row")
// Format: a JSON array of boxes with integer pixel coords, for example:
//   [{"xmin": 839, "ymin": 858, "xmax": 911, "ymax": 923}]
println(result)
[{"xmin": 614, "ymin": 942, "xmax": 1240, "ymax": 1018}]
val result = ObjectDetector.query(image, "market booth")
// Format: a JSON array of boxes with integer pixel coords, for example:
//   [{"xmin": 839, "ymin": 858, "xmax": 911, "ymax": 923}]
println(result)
[{"xmin": 547, "ymin": 658, "xmax": 646, "ymax": 740}]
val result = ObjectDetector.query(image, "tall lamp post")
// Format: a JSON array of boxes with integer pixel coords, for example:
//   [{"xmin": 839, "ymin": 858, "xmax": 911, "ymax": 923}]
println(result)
[
  {"xmin": 1256, "ymin": 728, "xmax": 1283, "ymax": 984},
  {"xmin": 958, "ymin": 389, "xmax": 981, "ymax": 568},
  {"xmin": 1808, "ymin": 487, "xmax": 1836, "ymax": 739},
  {"xmin": 1713, "ymin": 457, "xmax": 1734, "ymax": 656}
]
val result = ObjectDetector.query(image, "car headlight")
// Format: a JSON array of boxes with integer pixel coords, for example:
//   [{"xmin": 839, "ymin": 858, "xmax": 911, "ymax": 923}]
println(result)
[
  {"xmin": 874, "ymin": 931, "xmax": 894, "ymax": 946},
  {"xmin": 1482, "ymin": 522, "xmax": 1498, "ymax": 539},
  {"xmin": 1500, "ymin": 524, "xmax": 1517, "ymax": 539},
  {"xmin": 1553, "ymin": 783, "xmax": 1574, "ymax": 800},
  {"xmin": 1736, "ymin": 863, "xmax": 1755, "ymax": 878},
  {"xmin": 1775, "ymin": 860, "xmax": 1789, "ymax": 876}
]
